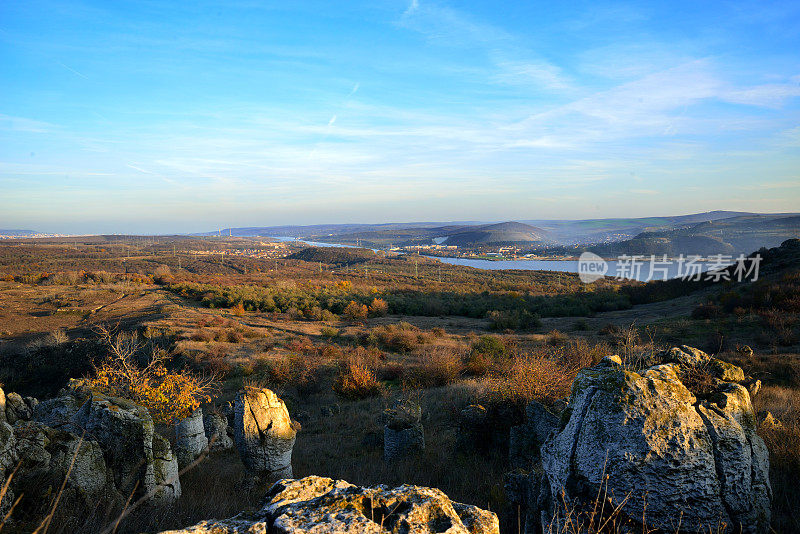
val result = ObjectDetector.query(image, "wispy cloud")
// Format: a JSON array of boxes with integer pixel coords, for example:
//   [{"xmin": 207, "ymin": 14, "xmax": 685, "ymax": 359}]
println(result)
[{"xmin": 403, "ymin": 0, "xmax": 419, "ymax": 17}]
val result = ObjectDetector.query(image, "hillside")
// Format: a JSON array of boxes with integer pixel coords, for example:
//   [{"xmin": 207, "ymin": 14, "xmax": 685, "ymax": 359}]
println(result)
[
  {"xmin": 574, "ymin": 214, "xmax": 800, "ymax": 257},
  {"xmin": 442, "ymin": 221, "xmax": 549, "ymax": 247},
  {"xmin": 525, "ymin": 210, "xmax": 754, "ymax": 244},
  {"xmin": 286, "ymin": 246, "xmax": 378, "ymax": 265}
]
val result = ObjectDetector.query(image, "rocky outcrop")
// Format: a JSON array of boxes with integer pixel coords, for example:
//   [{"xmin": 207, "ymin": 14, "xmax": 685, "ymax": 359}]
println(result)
[
  {"xmin": 158, "ymin": 475, "xmax": 500, "ymax": 534},
  {"xmin": 383, "ymin": 401, "xmax": 424, "ymax": 462},
  {"xmin": 203, "ymin": 411, "xmax": 233, "ymax": 451},
  {"xmin": 0, "ymin": 383, "xmax": 184, "ymax": 528},
  {"xmin": 5, "ymin": 392, "xmax": 32, "ymax": 424},
  {"xmin": 9, "ymin": 420, "xmax": 123, "ymax": 526},
  {"xmin": 536, "ymin": 348, "xmax": 770, "ymax": 533},
  {"xmin": 71, "ymin": 393, "xmax": 181, "ymax": 503},
  {"xmin": 174, "ymin": 408, "xmax": 208, "ymax": 468},
  {"xmin": 233, "ymin": 388, "xmax": 297, "ymax": 481}
]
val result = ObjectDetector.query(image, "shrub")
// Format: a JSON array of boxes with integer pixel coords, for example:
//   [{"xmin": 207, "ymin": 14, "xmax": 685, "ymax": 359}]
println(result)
[
  {"xmin": 463, "ymin": 351, "xmax": 492, "ymax": 377},
  {"xmin": 88, "ymin": 327, "xmax": 217, "ymax": 424},
  {"xmin": 320, "ymin": 326, "xmax": 340, "ymax": 339},
  {"xmin": 232, "ymin": 301, "xmax": 246, "ymax": 317},
  {"xmin": 487, "ymin": 309, "xmax": 541, "ymax": 331},
  {"xmin": 153, "ymin": 264, "xmax": 173, "ymax": 284},
  {"xmin": 573, "ymin": 319, "xmax": 590, "ymax": 331},
  {"xmin": 691, "ymin": 303, "xmax": 723, "ymax": 320},
  {"xmin": 368, "ymin": 298, "xmax": 389, "ymax": 317},
  {"xmin": 408, "ymin": 347, "xmax": 463, "ymax": 387},
  {"xmin": 343, "ymin": 300, "xmax": 368, "ymax": 323},
  {"xmin": 546, "ymin": 329, "xmax": 568, "ymax": 346},
  {"xmin": 333, "ymin": 363, "xmax": 384, "ymax": 400},
  {"xmin": 482, "ymin": 353, "xmax": 573, "ymax": 409},
  {"xmin": 190, "ymin": 329, "xmax": 215, "ymax": 342},
  {"xmin": 471, "ymin": 335, "xmax": 509, "ymax": 359}
]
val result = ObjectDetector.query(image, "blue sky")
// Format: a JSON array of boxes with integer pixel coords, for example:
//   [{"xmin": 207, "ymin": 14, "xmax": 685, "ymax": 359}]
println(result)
[{"xmin": 1, "ymin": 0, "xmax": 799, "ymax": 233}]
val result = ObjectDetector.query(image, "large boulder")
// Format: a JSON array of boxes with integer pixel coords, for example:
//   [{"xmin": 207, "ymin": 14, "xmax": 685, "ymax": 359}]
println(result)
[
  {"xmin": 5, "ymin": 392, "xmax": 32, "ymax": 424},
  {"xmin": 174, "ymin": 408, "xmax": 208, "ymax": 468},
  {"xmin": 9, "ymin": 420, "xmax": 123, "ymax": 526},
  {"xmin": 71, "ymin": 394, "xmax": 181, "ymax": 503},
  {"xmin": 158, "ymin": 475, "xmax": 500, "ymax": 534},
  {"xmin": 537, "ymin": 350, "xmax": 770, "ymax": 533},
  {"xmin": 233, "ymin": 388, "xmax": 297, "ymax": 481},
  {"xmin": 383, "ymin": 401, "xmax": 425, "ymax": 463}
]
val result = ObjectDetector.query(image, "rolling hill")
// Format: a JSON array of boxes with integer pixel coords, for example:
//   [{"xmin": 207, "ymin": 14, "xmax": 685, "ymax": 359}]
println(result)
[
  {"xmin": 442, "ymin": 221, "xmax": 549, "ymax": 247},
  {"xmin": 581, "ymin": 214, "xmax": 800, "ymax": 257}
]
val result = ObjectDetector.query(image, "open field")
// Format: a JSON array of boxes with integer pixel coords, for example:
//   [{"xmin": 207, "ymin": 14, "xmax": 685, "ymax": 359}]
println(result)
[{"xmin": 0, "ymin": 237, "xmax": 798, "ymax": 532}]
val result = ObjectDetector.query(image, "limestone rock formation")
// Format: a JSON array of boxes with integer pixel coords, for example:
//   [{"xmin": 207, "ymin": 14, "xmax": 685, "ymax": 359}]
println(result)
[
  {"xmin": 174, "ymin": 408, "xmax": 209, "ymax": 468},
  {"xmin": 233, "ymin": 388, "xmax": 297, "ymax": 480},
  {"xmin": 5, "ymin": 392, "xmax": 32, "ymax": 424},
  {"xmin": 71, "ymin": 393, "xmax": 181, "ymax": 502},
  {"xmin": 383, "ymin": 400, "xmax": 424, "ymax": 462},
  {"xmin": 158, "ymin": 475, "xmax": 500, "ymax": 534},
  {"xmin": 537, "ymin": 348, "xmax": 770, "ymax": 533},
  {"xmin": 10, "ymin": 420, "xmax": 123, "ymax": 525},
  {"xmin": 203, "ymin": 410, "xmax": 234, "ymax": 451}
]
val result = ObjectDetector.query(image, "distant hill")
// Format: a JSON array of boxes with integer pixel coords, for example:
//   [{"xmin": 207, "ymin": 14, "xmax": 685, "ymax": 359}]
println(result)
[
  {"xmin": 582, "ymin": 214, "xmax": 800, "ymax": 257},
  {"xmin": 197, "ymin": 221, "xmax": 485, "ymax": 238},
  {"xmin": 443, "ymin": 221, "xmax": 549, "ymax": 247},
  {"xmin": 0, "ymin": 229, "xmax": 37, "ymax": 236},
  {"xmin": 196, "ymin": 211, "xmax": 798, "ymax": 249},
  {"xmin": 523, "ymin": 211, "xmax": 755, "ymax": 244}
]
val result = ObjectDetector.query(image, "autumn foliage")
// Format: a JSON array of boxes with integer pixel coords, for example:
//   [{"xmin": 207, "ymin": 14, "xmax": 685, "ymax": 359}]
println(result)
[{"xmin": 88, "ymin": 326, "xmax": 217, "ymax": 424}]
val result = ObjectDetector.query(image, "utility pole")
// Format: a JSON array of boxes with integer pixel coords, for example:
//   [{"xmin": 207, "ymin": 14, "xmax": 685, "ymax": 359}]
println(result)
[{"xmin": 414, "ymin": 261, "xmax": 418, "ymax": 279}]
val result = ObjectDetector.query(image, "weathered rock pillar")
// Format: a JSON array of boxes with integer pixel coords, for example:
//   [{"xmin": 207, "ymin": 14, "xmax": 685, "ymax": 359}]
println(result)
[
  {"xmin": 383, "ymin": 400, "xmax": 424, "ymax": 462},
  {"xmin": 233, "ymin": 388, "xmax": 297, "ymax": 480}
]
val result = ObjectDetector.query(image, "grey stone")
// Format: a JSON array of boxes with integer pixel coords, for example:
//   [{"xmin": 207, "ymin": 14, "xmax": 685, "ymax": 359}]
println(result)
[
  {"xmin": 233, "ymin": 388, "xmax": 297, "ymax": 481},
  {"xmin": 71, "ymin": 393, "xmax": 181, "ymax": 503},
  {"xmin": 32, "ymin": 394, "xmax": 83, "ymax": 428},
  {"xmin": 383, "ymin": 401, "xmax": 424, "ymax": 462},
  {"xmin": 508, "ymin": 400, "xmax": 558, "ymax": 469},
  {"xmin": 203, "ymin": 411, "xmax": 233, "ymax": 451},
  {"xmin": 538, "ymin": 346, "xmax": 771, "ymax": 534},
  {"xmin": 174, "ymin": 408, "xmax": 208, "ymax": 468},
  {"xmin": 9, "ymin": 420, "xmax": 122, "ymax": 523},
  {"xmin": 5, "ymin": 392, "xmax": 31, "ymax": 424}
]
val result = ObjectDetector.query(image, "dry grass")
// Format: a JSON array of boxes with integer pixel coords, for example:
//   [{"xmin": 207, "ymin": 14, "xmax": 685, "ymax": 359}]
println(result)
[{"xmin": 754, "ymin": 385, "xmax": 800, "ymax": 532}]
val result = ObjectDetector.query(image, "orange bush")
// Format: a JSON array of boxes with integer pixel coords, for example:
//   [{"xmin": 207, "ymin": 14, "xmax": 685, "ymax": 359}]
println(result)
[
  {"xmin": 333, "ymin": 362, "xmax": 384, "ymax": 400},
  {"xmin": 368, "ymin": 298, "xmax": 389, "ymax": 317},
  {"xmin": 88, "ymin": 327, "xmax": 217, "ymax": 424},
  {"xmin": 343, "ymin": 300, "xmax": 368, "ymax": 323}
]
